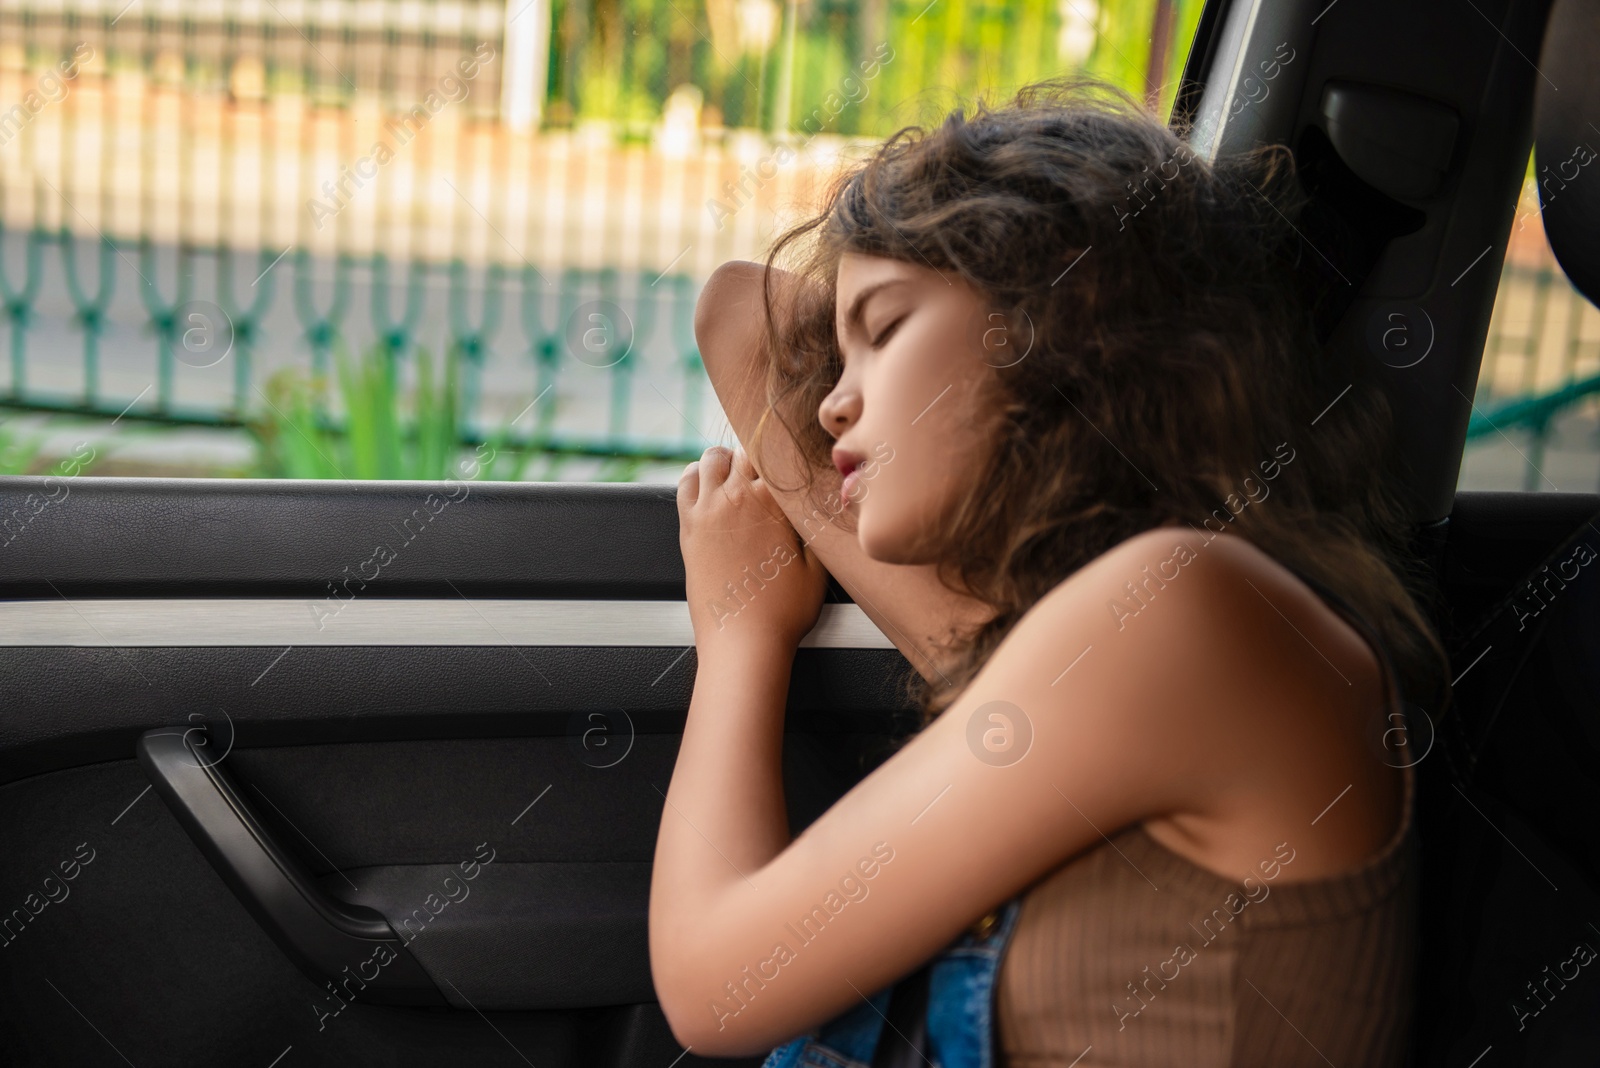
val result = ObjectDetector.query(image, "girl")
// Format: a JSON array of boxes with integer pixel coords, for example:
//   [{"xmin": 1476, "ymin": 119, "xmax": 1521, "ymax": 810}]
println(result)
[{"xmin": 649, "ymin": 79, "xmax": 1447, "ymax": 1067}]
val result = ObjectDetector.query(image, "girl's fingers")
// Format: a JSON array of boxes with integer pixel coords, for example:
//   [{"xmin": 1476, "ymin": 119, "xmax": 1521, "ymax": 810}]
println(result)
[
  {"xmin": 686, "ymin": 444, "xmax": 791, "ymax": 527},
  {"xmin": 697, "ymin": 445, "xmax": 733, "ymax": 497},
  {"xmin": 677, "ymin": 460, "xmax": 700, "ymax": 508}
]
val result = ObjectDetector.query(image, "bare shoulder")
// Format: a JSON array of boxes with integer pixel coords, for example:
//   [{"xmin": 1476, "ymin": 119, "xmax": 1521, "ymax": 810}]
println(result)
[
  {"xmin": 1010, "ymin": 525, "xmax": 1399, "ymax": 880},
  {"xmin": 1009, "ymin": 527, "xmax": 1274, "ymax": 697},
  {"xmin": 1020, "ymin": 524, "xmax": 1283, "ymax": 643},
  {"xmin": 975, "ymin": 526, "xmax": 1297, "ymax": 752},
  {"xmin": 1028, "ymin": 524, "xmax": 1378, "ymax": 687}
]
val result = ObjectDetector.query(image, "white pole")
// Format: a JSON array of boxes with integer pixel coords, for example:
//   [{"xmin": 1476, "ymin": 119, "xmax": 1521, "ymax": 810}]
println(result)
[
  {"xmin": 501, "ymin": 0, "xmax": 551, "ymax": 132},
  {"xmin": 773, "ymin": 0, "xmax": 798, "ymax": 135}
]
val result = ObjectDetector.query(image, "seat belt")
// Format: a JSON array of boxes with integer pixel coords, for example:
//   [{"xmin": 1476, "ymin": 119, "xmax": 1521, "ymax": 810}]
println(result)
[
  {"xmin": 871, "ymin": 959, "xmax": 932, "ymax": 1068},
  {"xmin": 1440, "ymin": 504, "xmax": 1600, "ymax": 785}
]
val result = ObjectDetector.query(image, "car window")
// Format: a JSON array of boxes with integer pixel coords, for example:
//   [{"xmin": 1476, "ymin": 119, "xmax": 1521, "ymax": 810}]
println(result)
[
  {"xmin": 1457, "ymin": 153, "xmax": 1600, "ymax": 493},
  {"xmin": 0, "ymin": 0, "xmax": 1202, "ymax": 485}
]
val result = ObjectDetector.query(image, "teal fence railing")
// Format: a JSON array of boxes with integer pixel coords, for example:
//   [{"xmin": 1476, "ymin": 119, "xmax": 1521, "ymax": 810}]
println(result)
[
  {"xmin": 4, "ymin": 226, "xmax": 1595, "ymax": 475},
  {"xmin": 0, "ymin": 227, "xmax": 709, "ymax": 460},
  {"xmin": 1465, "ymin": 255, "xmax": 1600, "ymax": 491}
]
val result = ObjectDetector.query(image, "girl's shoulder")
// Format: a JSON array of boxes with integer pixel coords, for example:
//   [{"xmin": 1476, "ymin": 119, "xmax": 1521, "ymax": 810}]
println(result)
[
  {"xmin": 1028, "ymin": 524, "xmax": 1371, "ymax": 673},
  {"xmin": 1004, "ymin": 525, "xmax": 1398, "ymax": 881}
]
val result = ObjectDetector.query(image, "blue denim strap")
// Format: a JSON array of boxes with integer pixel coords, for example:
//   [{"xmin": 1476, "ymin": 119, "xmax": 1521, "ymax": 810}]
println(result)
[
  {"xmin": 759, "ymin": 897, "xmax": 1024, "ymax": 1068},
  {"xmin": 926, "ymin": 898, "xmax": 1024, "ymax": 1068},
  {"xmin": 760, "ymin": 985, "xmax": 893, "ymax": 1068}
]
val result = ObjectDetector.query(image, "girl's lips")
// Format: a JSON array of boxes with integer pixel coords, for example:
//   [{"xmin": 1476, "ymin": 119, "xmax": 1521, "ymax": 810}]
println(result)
[{"xmin": 841, "ymin": 469, "xmax": 861, "ymax": 502}]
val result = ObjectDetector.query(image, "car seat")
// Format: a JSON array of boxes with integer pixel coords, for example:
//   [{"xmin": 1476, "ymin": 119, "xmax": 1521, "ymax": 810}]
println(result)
[{"xmin": 1413, "ymin": 3, "xmax": 1600, "ymax": 1063}]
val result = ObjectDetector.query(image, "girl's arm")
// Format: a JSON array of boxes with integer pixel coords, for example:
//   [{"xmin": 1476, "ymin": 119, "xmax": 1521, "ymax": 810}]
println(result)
[
  {"xmin": 693, "ymin": 259, "xmax": 994, "ymax": 684},
  {"xmin": 650, "ymin": 447, "xmax": 1387, "ymax": 1056}
]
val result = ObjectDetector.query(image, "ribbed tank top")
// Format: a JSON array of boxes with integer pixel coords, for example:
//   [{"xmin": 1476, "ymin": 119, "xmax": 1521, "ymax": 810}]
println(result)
[{"xmin": 993, "ymin": 577, "xmax": 1419, "ymax": 1068}]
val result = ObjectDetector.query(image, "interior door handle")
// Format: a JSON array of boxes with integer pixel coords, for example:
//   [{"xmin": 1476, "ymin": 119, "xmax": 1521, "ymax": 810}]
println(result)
[{"xmin": 137, "ymin": 727, "xmax": 446, "ymax": 1006}]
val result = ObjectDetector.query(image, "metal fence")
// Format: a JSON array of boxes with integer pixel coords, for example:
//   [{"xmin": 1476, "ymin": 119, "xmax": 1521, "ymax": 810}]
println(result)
[{"xmin": 1464, "ymin": 216, "xmax": 1600, "ymax": 492}]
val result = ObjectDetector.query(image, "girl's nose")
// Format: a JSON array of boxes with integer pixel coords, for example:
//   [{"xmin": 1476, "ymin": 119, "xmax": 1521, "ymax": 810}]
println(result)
[{"xmin": 818, "ymin": 388, "xmax": 860, "ymax": 435}]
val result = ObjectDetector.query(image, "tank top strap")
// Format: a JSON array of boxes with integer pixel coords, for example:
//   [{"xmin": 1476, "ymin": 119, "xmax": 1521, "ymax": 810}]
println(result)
[
  {"xmin": 1274, "ymin": 563, "xmax": 1420, "ymax": 865},
  {"xmin": 1283, "ymin": 565, "xmax": 1409, "ymax": 714}
]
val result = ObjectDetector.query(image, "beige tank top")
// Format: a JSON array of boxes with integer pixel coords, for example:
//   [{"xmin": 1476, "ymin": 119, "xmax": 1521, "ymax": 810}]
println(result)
[{"xmin": 994, "ymin": 728, "xmax": 1419, "ymax": 1067}]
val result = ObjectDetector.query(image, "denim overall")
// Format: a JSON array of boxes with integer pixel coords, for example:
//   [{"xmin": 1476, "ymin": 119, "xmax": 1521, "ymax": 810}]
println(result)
[{"xmin": 759, "ymin": 897, "xmax": 1025, "ymax": 1068}]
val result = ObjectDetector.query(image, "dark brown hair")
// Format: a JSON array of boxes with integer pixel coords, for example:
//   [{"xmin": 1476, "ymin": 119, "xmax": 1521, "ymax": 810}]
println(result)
[{"xmin": 752, "ymin": 77, "xmax": 1450, "ymax": 728}]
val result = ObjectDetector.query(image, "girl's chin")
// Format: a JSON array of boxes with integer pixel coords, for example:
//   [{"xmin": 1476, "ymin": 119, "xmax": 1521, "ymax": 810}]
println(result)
[{"xmin": 857, "ymin": 516, "xmax": 935, "ymax": 566}]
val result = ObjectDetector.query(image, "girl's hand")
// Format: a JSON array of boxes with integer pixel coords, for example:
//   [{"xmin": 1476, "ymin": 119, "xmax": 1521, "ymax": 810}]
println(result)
[{"xmin": 677, "ymin": 445, "xmax": 828, "ymax": 655}]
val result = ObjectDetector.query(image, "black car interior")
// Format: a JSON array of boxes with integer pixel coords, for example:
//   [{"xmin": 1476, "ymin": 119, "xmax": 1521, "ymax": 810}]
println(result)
[{"xmin": 2, "ymin": 0, "xmax": 1598, "ymax": 1064}]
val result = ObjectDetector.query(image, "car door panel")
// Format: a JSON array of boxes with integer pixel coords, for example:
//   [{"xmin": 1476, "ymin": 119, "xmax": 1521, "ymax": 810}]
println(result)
[{"xmin": 0, "ymin": 476, "xmax": 915, "ymax": 1067}]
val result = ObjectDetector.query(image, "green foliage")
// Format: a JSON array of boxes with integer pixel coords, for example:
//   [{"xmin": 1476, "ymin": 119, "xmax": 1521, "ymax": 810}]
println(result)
[
  {"xmin": 249, "ymin": 343, "xmax": 545, "ymax": 482},
  {"xmin": 1084, "ymin": 0, "xmax": 1207, "ymax": 116},
  {"xmin": 594, "ymin": 455, "xmax": 646, "ymax": 481},
  {"xmin": 0, "ymin": 412, "xmax": 46, "ymax": 476},
  {"xmin": 551, "ymin": 0, "xmax": 1205, "ymax": 136},
  {"xmin": 0, "ymin": 411, "xmax": 114, "ymax": 477}
]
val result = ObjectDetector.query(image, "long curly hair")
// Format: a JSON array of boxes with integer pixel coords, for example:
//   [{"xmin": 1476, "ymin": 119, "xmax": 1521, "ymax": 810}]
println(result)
[{"xmin": 751, "ymin": 77, "xmax": 1451, "ymax": 728}]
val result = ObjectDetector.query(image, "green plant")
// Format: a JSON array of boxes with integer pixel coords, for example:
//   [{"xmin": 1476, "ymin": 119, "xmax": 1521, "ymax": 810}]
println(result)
[
  {"xmin": 249, "ymin": 343, "xmax": 546, "ymax": 481},
  {"xmin": 593, "ymin": 455, "xmax": 645, "ymax": 482},
  {"xmin": 0, "ymin": 410, "xmax": 118, "ymax": 476},
  {"xmin": 0, "ymin": 410, "xmax": 47, "ymax": 475}
]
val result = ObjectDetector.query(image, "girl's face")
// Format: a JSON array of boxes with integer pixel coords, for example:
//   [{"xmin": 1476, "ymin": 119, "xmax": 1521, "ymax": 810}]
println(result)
[{"xmin": 819, "ymin": 252, "xmax": 1005, "ymax": 564}]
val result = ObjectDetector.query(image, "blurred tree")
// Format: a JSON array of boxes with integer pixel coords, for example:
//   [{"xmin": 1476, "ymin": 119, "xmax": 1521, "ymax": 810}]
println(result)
[{"xmin": 545, "ymin": 0, "xmax": 1202, "ymax": 136}]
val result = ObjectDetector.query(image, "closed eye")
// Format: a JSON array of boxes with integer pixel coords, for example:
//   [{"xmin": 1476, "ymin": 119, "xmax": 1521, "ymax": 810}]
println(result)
[{"xmin": 870, "ymin": 314, "xmax": 907, "ymax": 349}]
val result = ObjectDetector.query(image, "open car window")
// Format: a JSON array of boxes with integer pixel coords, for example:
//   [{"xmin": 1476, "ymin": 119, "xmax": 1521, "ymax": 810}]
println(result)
[{"xmin": 1458, "ymin": 153, "xmax": 1600, "ymax": 493}]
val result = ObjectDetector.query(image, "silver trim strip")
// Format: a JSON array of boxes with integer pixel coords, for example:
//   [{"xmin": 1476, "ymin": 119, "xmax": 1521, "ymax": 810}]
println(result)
[
  {"xmin": 1188, "ymin": 0, "xmax": 1267, "ymax": 159},
  {"xmin": 0, "ymin": 599, "xmax": 894, "ymax": 649}
]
